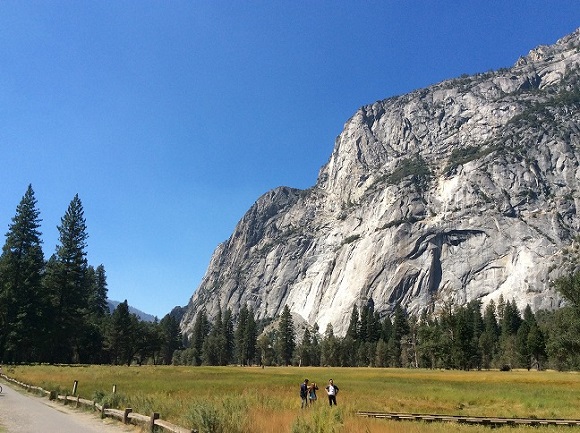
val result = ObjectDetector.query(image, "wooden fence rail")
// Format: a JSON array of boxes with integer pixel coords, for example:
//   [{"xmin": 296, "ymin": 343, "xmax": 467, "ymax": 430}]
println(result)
[
  {"xmin": 0, "ymin": 373, "xmax": 197, "ymax": 433},
  {"xmin": 357, "ymin": 411, "xmax": 580, "ymax": 427}
]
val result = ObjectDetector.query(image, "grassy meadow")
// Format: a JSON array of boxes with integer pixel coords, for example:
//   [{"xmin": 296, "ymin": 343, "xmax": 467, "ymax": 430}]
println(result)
[{"xmin": 3, "ymin": 365, "xmax": 580, "ymax": 433}]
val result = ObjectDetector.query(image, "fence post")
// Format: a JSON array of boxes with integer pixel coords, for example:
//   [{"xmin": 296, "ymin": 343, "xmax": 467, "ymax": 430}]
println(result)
[
  {"xmin": 149, "ymin": 412, "xmax": 159, "ymax": 432},
  {"xmin": 76, "ymin": 395, "xmax": 80, "ymax": 408},
  {"xmin": 112, "ymin": 384, "xmax": 117, "ymax": 394},
  {"xmin": 72, "ymin": 380, "xmax": 78, "ymax": 396},
  {"xmin": 123, "ymin": 408, "xmax": 132, "ymax": 424},
  {"xmin": 49, "ymin": 390, "xmax": 57, "ymax": 400},
  {"xmin": 64, "ymin": 394, "xmax": 68, "ymax": 405},
  {"xmin": 101, "ymin": 403, "xmax": 107, "ymax": 419}
]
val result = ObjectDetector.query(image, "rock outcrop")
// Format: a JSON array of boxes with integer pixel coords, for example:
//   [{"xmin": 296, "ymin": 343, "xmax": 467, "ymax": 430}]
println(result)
[{"xmin": 181, "ymin": 29, "xmax": 580, "ymax": 336}]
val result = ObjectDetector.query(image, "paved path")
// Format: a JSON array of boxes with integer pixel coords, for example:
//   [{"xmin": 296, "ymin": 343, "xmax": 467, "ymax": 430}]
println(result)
[{"xmin": 0, "ymin": 381, "xmax": 138, "ymax": 433}]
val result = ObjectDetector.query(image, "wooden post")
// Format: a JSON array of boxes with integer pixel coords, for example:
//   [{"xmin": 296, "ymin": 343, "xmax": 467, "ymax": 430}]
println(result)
[
  {"xmin": 76, "ymin": 395, "xmax": 80, "ymax": 408},
  {"xmin": 112, "ymin": 384, "xmax": 117, "ymax": 394},
  {"xmin": 123, "ymin": 408, "xmax": 132, "ymax": 424},
  {"xmin": 49, "ymin": 390, "xmax": 57, "ymax": 400},
  {"xmin": 101, "ymin": 404, "xmax": 107, "ymax": 419},
  {"xmin": 72, "ymin": 380, "xmax": 78, "ymax": 396},
  {"xmin": 64, "ymin": 394, "xmax": 68, "ymax": 405},
  {"xmin": 149, "ymin": 412, "xmax": 159, "ymax": 432}
]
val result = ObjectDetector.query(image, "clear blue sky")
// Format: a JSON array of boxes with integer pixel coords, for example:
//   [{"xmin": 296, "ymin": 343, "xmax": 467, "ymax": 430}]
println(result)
[{"xmin": 0, "ymin": 2, "xmax": 577, "ymax": 318}]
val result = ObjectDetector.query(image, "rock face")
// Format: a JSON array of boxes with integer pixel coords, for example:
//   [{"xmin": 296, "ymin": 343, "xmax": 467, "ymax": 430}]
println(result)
[{"xmin": 181, "ymin": 29, "xmax": 580, "ymax": 337}]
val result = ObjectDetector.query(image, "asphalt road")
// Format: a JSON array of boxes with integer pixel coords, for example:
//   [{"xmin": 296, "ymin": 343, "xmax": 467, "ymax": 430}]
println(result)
[{"xmin": 0, "ymin": 381, "xmax": 138, "ymax": 433}]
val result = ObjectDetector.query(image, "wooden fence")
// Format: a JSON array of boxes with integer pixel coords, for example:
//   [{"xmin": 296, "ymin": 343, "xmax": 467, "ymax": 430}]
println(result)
[
  {"xmin": 357, "ymin": 411, "xmax": 580, "ymax": 427},
  {"xmin": 0, "ymin": 373, "xmax": 197, "ymax": 433}
]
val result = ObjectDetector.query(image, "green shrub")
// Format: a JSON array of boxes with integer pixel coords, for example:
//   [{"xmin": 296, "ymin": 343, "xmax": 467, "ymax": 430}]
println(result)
[
  {"xmin": 291, "ymin": 406, "xmax": 344, "ymax": 433},
  {"xmin": 445, "ymin": 145, "xmax": 497, "ymax": 173},
  {"xmin": 387, "ymin": 155, "xmax": 431, "ymax": 186},
  {"xmin": 185, "ymin": 398, "xmax": 248, "ymax": 433},
  {"xmin": 93, "ymin": 390, "xmax": 127, "ymax": 408}
]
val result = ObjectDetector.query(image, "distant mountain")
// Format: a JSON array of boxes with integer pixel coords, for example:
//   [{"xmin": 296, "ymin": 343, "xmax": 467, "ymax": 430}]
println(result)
[
  {"xmin": 108, "ymin": 300, "xmax": 156, "ymax": 322},
  {"xmin": 181, "ymin": 28, "xmax": 580, "ymax": 337}
]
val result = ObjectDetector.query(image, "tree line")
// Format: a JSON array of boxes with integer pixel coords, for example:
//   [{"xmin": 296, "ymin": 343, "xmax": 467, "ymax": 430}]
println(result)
[
  {"xmin": 3, "ymin": 185, "xmax": 580, "ymax": 370},
  {"xmin": 173, "ymin": 294, "xmax": 580, "ymax": 371},
  {"xmin": 0, "ymin": 185, "xmax": 183, "ymax": 365}
]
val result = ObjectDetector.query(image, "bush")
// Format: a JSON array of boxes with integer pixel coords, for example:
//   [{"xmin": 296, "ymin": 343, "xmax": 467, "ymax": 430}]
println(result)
[
  {"xmin": 387, "ymin": 155, "xmax": 431, "ymax": 186},
  {"xmin": 291, "ymin": 406, "xmax": 344, "ymax": 433},
  {"xmin": 184, "ymin": 398, "xmax": 248, "ymax": 433},
  {"xmin": 92, "ymin": 390, "xmax": 126, "ymax": 408}
]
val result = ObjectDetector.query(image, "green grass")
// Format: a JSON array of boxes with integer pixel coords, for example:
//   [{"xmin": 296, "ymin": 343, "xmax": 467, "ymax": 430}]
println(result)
[{"xmin": 5, "ymin": 365, "xmax": 580, "ymax": 433}]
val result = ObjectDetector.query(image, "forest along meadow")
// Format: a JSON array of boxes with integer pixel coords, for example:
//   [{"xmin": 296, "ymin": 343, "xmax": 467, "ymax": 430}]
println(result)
[
  {"xmin": 4, "ymin": 365, "xmax": 580, "ymax": 433},
  {"xmin": 4, "ymin": 187, "xmax": 580, "ymax": 370}
]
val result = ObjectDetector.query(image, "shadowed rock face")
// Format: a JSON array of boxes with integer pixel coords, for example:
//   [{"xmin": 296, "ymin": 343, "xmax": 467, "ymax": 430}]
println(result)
[{"xmin": 181, "ymin": 29, "xmax": 580, "ymax": 336}]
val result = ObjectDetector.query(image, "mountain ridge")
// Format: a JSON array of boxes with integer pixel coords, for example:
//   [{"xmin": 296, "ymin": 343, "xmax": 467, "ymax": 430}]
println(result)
[{"xmin": 181, "ymin": 28, "xmax": 580, "ymax": 337}]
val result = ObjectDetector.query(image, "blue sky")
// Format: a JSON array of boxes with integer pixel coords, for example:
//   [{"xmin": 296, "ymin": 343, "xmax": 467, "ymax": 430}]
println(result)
[{"xmin": 0, "ymin": 2, "xmax": 578, "ymax": 318}]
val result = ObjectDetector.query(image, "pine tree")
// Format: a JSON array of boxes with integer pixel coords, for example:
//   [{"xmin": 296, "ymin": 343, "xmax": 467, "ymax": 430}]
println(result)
[
  {"xmin": 236, "ymin": 306, "xmax": 249, "ymax": 365},
  {"xmin": 191, "ymin": 310, "xmax": 210, "ymax": 366},
  {"xmin": 389, "ymin": 305, "xmax": 410, "ymax": 367},
  {"xmin": 235, "ymin": 306, "xmax": 258, "ymax": 366},
  {"xmin": 346, "ymin": 305, "xmax": 360, "ymax": 340},
  {"xmin": 479, "ymin": 300, "xmax": 499, "ymax": 369},
  {"xmin": 522, "ymin": 305, "xmax": 546, "ymax": 370},
  {"xmin": 321, "ymin": 323, "xmax": 340, "ymax": 366},
  {"xmin": 0, "ymin": 185, "xmax": 46, "ymax": 362},
  {"xmin": 296, "ymin": 327, "xmax": 312, "ymax": 366},
  {"xmin": 310, "ymin": 323, "xmax": 321, "ymax": 366},
  {"xmin": 498, "ymin": 299, "xmax": 522, "ymax": 368},
  {"xmin": 202, "ymin": 308, "xmax": 223, "ymax": 365},
  {"xmin": 159, "ymin": 313, "xmax": 182, "ymax": 365},
  {"xmin": 245, "ymin": 308, "xmax": 258, "ymax": 364},
  {"xmin": 44, "ymin": 194, "xmax": 94, "ymax": 363},
  {"xmin": 87, "ymin": 264, "xmax": 109, "ymax": 317},
  {"xmin": 276, "ymin": 305, "xmax": 295, "ymax": 366},
  {"xmin": 106, "ymin": 300, "xmax": 134, "ymax": 365},
  {"xmin": 222, "ymin": 308, "xmax": 235, "ymax": 365},
  {"xmin": 139, "ymin": 320, "xmax": 163, "ymax": 365}
]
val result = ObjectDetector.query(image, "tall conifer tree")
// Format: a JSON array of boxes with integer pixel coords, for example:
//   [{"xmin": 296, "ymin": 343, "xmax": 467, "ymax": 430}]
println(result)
[
  {"xmin": 0, "ymin": 185, "xmax": 46, "ymax": 362},
  {"xmin": 106, "ymin": 300, "xmax": 133, "ymax": 365},
  {"xmin": 88, "ymin": 264, "xmax": 109, "ymax": 317},
  {"xmin": 44, "ymin": 194, "xmax": 90, "ymax": 363},
  {"xmin": 159, "ymin": 313, "xmax": 182, "ymax": 365},
  {"xmin": 276, "ymin": 305, "xmax": 295, "ymax": 366}
]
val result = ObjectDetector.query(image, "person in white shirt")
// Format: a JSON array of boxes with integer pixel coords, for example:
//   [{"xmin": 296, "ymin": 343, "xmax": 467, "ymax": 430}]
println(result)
[{"xmin": 325, "ymin": 378, "xmax": 339, "ymax": 406}]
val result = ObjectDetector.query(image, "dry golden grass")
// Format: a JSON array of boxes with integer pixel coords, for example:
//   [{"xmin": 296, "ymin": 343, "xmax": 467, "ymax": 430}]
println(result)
[{"xmin": 4, "ymin": 365, "xmax": 580, "ymax": 433}]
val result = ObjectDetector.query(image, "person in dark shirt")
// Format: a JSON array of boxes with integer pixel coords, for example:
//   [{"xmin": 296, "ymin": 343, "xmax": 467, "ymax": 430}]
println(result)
[{"xmin": 300, "ymin": 378, "xmax": 309, "ymax": 409}]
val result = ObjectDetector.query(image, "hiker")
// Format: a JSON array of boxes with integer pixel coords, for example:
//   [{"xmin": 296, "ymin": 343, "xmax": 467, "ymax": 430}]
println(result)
[
  {"xmin": 308, "ymin": 382, "xmax": 319, "ymax": 405},
  {"xmin": 300, "ymin": 378, "xmax": 309, "ymax": 409},
  {"xmin": 325, "ymin": 378, "xmax": 339, "ymax": 406}
]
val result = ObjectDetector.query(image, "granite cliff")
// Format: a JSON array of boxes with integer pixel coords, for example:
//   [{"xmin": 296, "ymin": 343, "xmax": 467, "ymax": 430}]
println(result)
[{"xmin": 182, "ymin": 29, "xmax": 580, "ymax": 336}]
